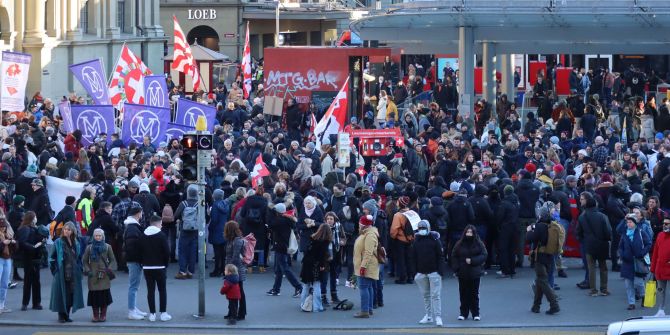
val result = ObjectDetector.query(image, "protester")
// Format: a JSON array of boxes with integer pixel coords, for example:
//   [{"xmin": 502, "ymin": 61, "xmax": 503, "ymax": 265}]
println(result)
[
  {"xmin": 527, "ymin": 202, "xmax": 562, "ymax": 315},
  {"xmin": 267, "ymin": 203, "xmax": 302, "ymax": 298},
  {"xmin": 577, "ymin": 192, "xmax": 612, "ymax": 297},
  {"xmin": 174, "ymin": 184, "xmax": 199, "ymax": 279},
  {"xmin": 16, "ymin": 211, "xmax": 45, "ymax": 311},
  {"xmin": 82, "ymin": 228, "xmax": 116, "ymax": 322},
  {"xmin": 140, "ymin": 215, "xmax": 171, "ymax": 322},
  {"xmin": 123, "ymin": 206, "xmax": 148, "ymax": 320},
  {"xmin": 353, "ymin": 214, "xmax": 379, "ymax": 318},
  {"xmin": 413, "ymin": 220, "xmax": 444, "ymax": 326},
  {"xmin": 49, "ymin": 221, "xmax": 84, "ymax": 323},
  {"xmin": 618, "ymin": 215, "xmax": 651, "ymax": 310},
  {"xmin": 451, "ymin": 224, "xmax": 486, "ymax": 321},
  {"xmin": 650, "ymin": 216, "xmax": 670, "ymax": 317}
]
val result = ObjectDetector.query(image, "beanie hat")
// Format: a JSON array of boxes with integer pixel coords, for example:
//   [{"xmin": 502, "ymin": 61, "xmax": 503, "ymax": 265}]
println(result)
[
  {"xmin": 519, "ymin": 169, "xmax": 531, "ymax": 179},
  {"xmin": 417, "ymin": 220, "xmax": 430, "ymax": 231},
  {"xmin": 385, "ymin": 182, "xmax": 395, "ymax": 192},
  {"xmin": 13, "ymin": 195, "xmax": 25, "ymax": 205},
  {"xmin": 430, "ymin": 196, "xmax": 443, "ymax": 207},
  {"xmin": 213, "ymin": 189, "xmax": 225, "ymax": 201},
  {"xmin": 538, "ymin": 201, "xmax": 556, "ymax": 221},
  {"xmin": 625, "ymin": 214, "xmax": 638, "ymax": 225},
  {"xmin": 503, "ymin": 185, "xmax": 514, "ymax": 196},
  {"xmin": 128, "ymin": 180, "xmax": 140, "ymax": 189},
  {"xmin": 550, "ymin": 136, "xmax": 560, "ymax": 145},
  {"xmin": 398, "ymin": 196, "xmax": 410, "ymax": 208},
  {"xmin": 47, "ymin": 157, "xmax": 58, "ymax": 166},
  {"xmin": 274, "ymin": 203, "xmax": 287, "ymax": 214},
  {"xmin": 139, "ymin": 183, "xmax": 150, "ymax": 193},
  {"xmin": 553, "ymin": 164, "xmax": 564, "ymax": 175},
  {"xmin": 524, "ymin": 162, "xmax": 537, "ymax": 173},
  {"xmin": 600, "ymin": 173, "xmax": 612, "ymax": 183},
  {"xmin": 31, "ymin": 178, "xmax": 44, "ymax": 187},
  {"xmin": 359, "ymin": 214, "xmax": 374, "ymax": 226},
  {"xmin": 450, "ymin": 181, "xmax": 462, "ymax": 192}
]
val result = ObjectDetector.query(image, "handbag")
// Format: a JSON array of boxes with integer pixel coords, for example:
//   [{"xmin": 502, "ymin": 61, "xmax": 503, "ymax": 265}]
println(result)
[
  {"xmin": 287, "ymin": 230, "xmax": 299, "ymax": 255},
  {"xmin": 644, "ymin": 280, "xmax": 657, "ymax": 308},
  {"xmin": 634, "ymin": 256, "xmax": 650, "ymax": 277}
]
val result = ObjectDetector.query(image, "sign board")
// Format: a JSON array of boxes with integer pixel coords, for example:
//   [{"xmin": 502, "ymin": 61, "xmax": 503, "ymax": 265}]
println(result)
[
  {"xmin": 263, "ymin": 95, "xmax": 283, "ymax": 116},
  {"xmin": 337, "ymin": 133, "xmax": 351, "ymax": 168},
  {"xmin": 188, "ymin": 9, "xmax": 217, "ymax": 20}
]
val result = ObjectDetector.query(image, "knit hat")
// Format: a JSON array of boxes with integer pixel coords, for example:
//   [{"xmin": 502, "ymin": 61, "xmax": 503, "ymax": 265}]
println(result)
[
  {"xmin": 306, "ymin": 142, "xmax": 316, "ymax": 151},
  {"xmin": 566, "ymin": 175, "xmax": 578, "ymax": 183},
  {"xmin": 398, "ymin": 196, "xmax": 410, "ymax": 208},
  {"xmin": 128, "ymin": 180, "xmax": 139, "ymax": 189},
  {"xmin": 430, "ymin": 196, "xmax": 443, "ymax": 207},
  {"xmin": 553, "ymin": 164, "xmax": 564, "ymax": 175},
  {"xmin": 359, "ymin": 214, "xmax": 374, "ymax": 226},
  {"xmin": 139, "ymin": 183, "xmax": 150, "ymax": 193},
  {"xmin": 503, "ymin": 184, "xmax": 515, "ymax": 196},
  {"xmin": 519, "ymin": 169, "xmax": 531, "ymax": 179},
  {"xmin": 450, "ymin": 181, "xmax": 462, "ymax": 192},
  {"xmin": 213, "ymin": 189, "xmax": 225, "ymax": 201},
  {"xmin": 600, "ymin": 173, "xmax": 613, "ymax": 183},
  {"xmin": 13, "ymin": 195, "xmax": 25, "ymax": 205},
  {"xmin": 524, "ymin": 162, "xmax": 537, "ymax": 173},
  {"xmin": 625, "ymin": 214, "xmax": 638, "ymax": 225},
  {"xmin": 550, "ymin": 136, "xmax": 560, "ymax": 145},
  {"xmin": 47, "ymin": 157, "xmax": 58, "ymax": 165},
  {"xmin": 274, "ymin": 203, "xmax": 286, "ymax": 214},
  {"xmin": 31, "ymin": 178, "xmax": 43, "ymax": 187},
  {"xmin": 656, "ymin": 132, "xmax": 664, "ymax": 140},
  {"xmin": 577, "ymin": 149, "xmax": 589, "ymax": 157},
  {"xmin": 27, "ymin": 164, "xmax": 38, "ymax": 173},
  {"xmin": 538, "ymin": 201, "xmax": 556, "ymax": 221},
  {"xmin": 417, "ymin": 220, "xmax": 430, "ymax": 231},
  {"xmin": 385, "ymin": 182, "xmax": 395, "ymax": 192}
]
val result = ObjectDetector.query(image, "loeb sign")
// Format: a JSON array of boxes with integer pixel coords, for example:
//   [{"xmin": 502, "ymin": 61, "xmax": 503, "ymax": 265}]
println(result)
[{"xmin": 187, "ymin": 9, "xmax": 217, "ymax": 20}]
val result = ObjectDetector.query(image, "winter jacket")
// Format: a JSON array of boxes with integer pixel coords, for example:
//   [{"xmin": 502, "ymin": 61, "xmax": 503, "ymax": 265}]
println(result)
[
  {"xmin": 618, "ymin": 227, "xmax": 651, "ymax": 281},
  {"xmin": 390, "ymin": 209, "xmax": 415, "ymax": 244},
  {"xmin": 451, "ymin": 237, "xmax": 487, "ymax": 279},
  {"xmin": 516, "ymin": 179, "xmax": 540, "ymax": 219},
  {"xmin": 133, "ymin": 191, "xmax": 161, "ymax": 227},
  {"xmin": 268, "ymin": 210, "xmax": 296, "ymax": 254},
  {"xmin": 297, "ymin": 207, "xmax": 324, "ymax": 252},
  {"xmin": 469, "ymin": 186, "xmax": 493, "ymax": 229},
  {"xmin": 549, "ymin": 189, "xmax": 572, "ymax": 221},
  {"xmin": 82, "ymin": 242, "xmax": 116, "ymax": 291},
  {"xmin": 225, "ymin": 236, "xmax": 247, "ymax": 282},
  {"xmin": 300, "ymin": 239, "xmax": 330, "ymax": 283},
  {"xmin": 577, "ymin": 207, "xmax": 612, "ymax": 259},
  {"xmin": 87, "ymin": 210, "xmax": 118, "ymax": 242},
  {"xmin": 413, "ymin": 233, "xmax": 444, "ymax": 276},
  {"xmin": 140, "ymin": 225, "xmax": 169, "ymax": 268},
  {"xmin": 208, "ymin": 199, "xmax": 229, "ymax": 245},
  {"xmin": 240, "ymin": 195, "xmax": 268, "ymax": 251},
  {"xmin": 123, "ymin": 217, "xmax": 144, "ymax": 263},
  {"xmin": 353, "ymin": 226, "xmax": 380, "ymax": 280},
  {"xmin": 447, "ymin": 196, "xmax": 475, "ymax": 233},
  {"xmin": 220, "ymin": 274, "xmax": 241, "ymax": 300},
  {"xmin": 425, "ymin": 202, "xmax": 448, "ymax": 231},
  {"xmin": 496, "ymin": 194, "xmax": 520, "ymax": 230},
  {"xmin": 651, "ymin": 232, "xmax": 670, "ymax": 280}
]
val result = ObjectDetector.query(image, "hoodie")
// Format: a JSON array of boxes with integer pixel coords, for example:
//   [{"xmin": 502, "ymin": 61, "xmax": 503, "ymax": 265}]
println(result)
[
  {"xmin": 140, "ymin": 225, "xmax": 169, "ymax": 269},
  {"xmin": 123, "ymin": 216, "xmax": 144, "ymax": 263}
]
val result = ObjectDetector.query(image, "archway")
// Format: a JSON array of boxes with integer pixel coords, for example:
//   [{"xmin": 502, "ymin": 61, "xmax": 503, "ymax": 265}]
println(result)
[
  {"xmin": 187, "ymin": 25, "xmax": 220, "ymax": 51},
  {"xmin": 0, "ymin": 3, "xmax": 12, "ymax": 45}
]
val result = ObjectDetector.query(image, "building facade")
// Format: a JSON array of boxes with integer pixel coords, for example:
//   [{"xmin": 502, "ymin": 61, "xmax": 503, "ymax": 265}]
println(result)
[{"xmin": 0, "ymin": 0, "xmax": 165, "ymax": 101}]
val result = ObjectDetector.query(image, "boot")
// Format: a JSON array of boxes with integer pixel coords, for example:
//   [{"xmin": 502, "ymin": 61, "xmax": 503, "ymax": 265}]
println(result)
[
  {"xmin": 321, "ymin": 294, "xmax": 330, "ymax": 307},
  {"xmin": 92, "ymin": 307, "xmax": 100, "ymax": 322},
  {"xmin": 331, "ymin": 292, "xmax": 341, "ymax": 304},
  {"xmin": 258, "ymin": 266, "xmax": 266, "ymax": 273},
  {"xmin": 100, "ymin": 306, "xmax": 107, "ymax": 322}
]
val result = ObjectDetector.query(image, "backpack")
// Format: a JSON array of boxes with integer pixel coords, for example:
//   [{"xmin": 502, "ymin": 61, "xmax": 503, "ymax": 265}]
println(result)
[
  {"xmin": 161, "ymin": 204, "xmax": 174, "ymax": 224},
  {"xmin": 241, "ymin": 233, "xmax": 256, "ymax": 265},
  {"xmin": 543, "ymin": 221, "xmax": 566, "ymax": 255},
  {"xmin": 181, "ymin": 201, "xmax": 198, "ymax": 231}
]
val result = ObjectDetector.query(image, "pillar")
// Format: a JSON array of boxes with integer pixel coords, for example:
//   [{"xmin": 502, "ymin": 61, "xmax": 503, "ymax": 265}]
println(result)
[
  {"xmin": 105, "ymin": 0, "xmax": 120, "ymax": 38},
  {"xmin": 45, "ymin": 0, "xmax": 61, "ymax": 38},
  {"xmin": 24, "ymin": 0, "xmax": 47, "ymax": 43},
  {"xmin": 66, "ymin": 0, "xmax": 82, "ymax": 40},
  {"xmin": 482, "ymin": 41, "xmax": 496, "ymax": 113},
  {"xmin": 458, "ymin": 26, "xmax": 475, "ymax": 123},
  {"xmin": 499, "ymin": 54, "xmax": 515, "ymax": 98},
  {"xmin": 140, "ymin": 0, "xmax": 162, "ymax": 37}
]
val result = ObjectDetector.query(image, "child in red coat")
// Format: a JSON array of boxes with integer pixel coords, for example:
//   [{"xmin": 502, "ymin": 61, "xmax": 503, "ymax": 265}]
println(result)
[{"xmin": 220, "ymin": 264, "xmax": 241, "ymax": 325}]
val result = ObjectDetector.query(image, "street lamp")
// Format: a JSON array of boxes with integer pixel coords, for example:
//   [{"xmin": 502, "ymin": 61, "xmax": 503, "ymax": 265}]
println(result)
[{"xmin": 275, "ymin": 0, "xmax": 280, "ymax": 47}]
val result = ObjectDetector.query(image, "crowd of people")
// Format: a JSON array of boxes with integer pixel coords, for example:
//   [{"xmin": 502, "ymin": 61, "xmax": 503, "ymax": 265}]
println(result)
[{"xmin": 0, "ymin": 58, "xmax": 670, "ymax": 328}]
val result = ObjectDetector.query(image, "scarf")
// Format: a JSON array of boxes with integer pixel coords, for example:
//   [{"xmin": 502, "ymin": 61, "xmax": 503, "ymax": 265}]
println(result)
[
  {"xmin": 331, "ymin": 222, "xmax": 342, "ymax": 252},
  {"xmin": 626, "ymin": 228, "xmax": 635, "ymax": 242},
  {"xmin": 89, "ymin": 239, "xmax": 107, "ymax": 262}
]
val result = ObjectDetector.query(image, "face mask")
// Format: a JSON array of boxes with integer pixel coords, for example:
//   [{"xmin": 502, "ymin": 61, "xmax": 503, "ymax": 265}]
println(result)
[
  {"xmin": 417, "ymin": 229, "xmax": 429, "ymax": 236},
  {"xmin": 465, "ymin": 234, "xmax": 474, "ymax": 240}
]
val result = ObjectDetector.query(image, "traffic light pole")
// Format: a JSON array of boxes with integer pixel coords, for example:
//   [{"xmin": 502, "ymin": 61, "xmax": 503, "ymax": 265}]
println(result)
[{"xmin": 196, "ymin": 131, "xmax": 212, "ymax": 318}]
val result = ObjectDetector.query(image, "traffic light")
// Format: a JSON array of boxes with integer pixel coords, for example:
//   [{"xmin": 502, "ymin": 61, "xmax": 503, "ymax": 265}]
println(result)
[{"xmin": 181, "ymin": 134, "xmax": 198, "ymax": 181}]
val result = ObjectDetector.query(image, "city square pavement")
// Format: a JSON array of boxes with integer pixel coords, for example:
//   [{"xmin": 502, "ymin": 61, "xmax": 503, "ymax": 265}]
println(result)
[{"xmin": 0, "ymin": 258, "xmax": 650, "ymax": 331}]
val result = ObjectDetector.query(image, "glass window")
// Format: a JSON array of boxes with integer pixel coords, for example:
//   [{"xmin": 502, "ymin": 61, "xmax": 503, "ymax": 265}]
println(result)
[
  {"xmin": 118, "ymin": 0, "xmax": 126, "ymax": 33},
  {"xmin": 80, "ymin": 2, "xmax": 88, "ymax": 34}
]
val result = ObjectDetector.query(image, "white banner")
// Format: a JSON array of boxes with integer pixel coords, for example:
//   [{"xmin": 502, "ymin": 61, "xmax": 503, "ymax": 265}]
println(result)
[
  {"xmin": 1, "ymin": 51, "xmax": 31, "ymax": 112},
  {"xmin": 46, "ymin": 176, "xmax": 85, "ymax": 215}
]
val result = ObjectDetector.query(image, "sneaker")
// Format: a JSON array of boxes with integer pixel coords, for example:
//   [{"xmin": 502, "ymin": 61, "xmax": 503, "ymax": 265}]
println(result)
[
  {"xmin": 558, "ymin": 269, "xmax": 568, "ymax": 278},
  {"xmin": 128, "ymin": 311, "xmax": 144, "ymax": 320},
  {"xmin": 576, "ymin": 281, "xmax": 590, "ymax": 289},
  {"xmin": 134, "ymin": 308, "xmax": 148, "ymax": 317},
  {"xmin": 654, "ymin": 309, "xmax": 666, "ymax": 317},
  {"xmin": 435, "ymin": 316, "xmax": 443, "ymax": 327},
  {"xmin": 1, "ymin": 307, "xmax": 12, "ymax": 313},
  {"xmin": 353, "ymin": 311, "xmax": 370, "ymax": 318},
  {"xmin": 186, "ymin": 272, "xmax": 193, "ymax": 279},
  {"xmin": 627, "ymin": 304, "xmax": 636, "ymax": 310},
  {"xmin": 148, "ymin": 313, "xmax": 156, "ymax": 322},
  {"xmin": 160, "ymin": 312, "xmax": 172, "ymax": 321},
  {"xmin": 345, "ymin": 280, "xmax": 352, "ymax": 288},
  {"xmin": 293, "ymin": 287, "xmax": 303, "ymax": 298},
  {"xmin": 457, "ymin": 315, "xmax": 465, "ymax": 320},
  {"xmin": 175, "ymin": 272, "xmax": 188, "ymax": 280},
  {"xmin": 266, "ymin": 289, "xmax": 280, "ymax": 296},
  {"xmin": 419, "ymin": 314, "xmax": 432, "ymax": 324},
  {"xmin": 589, "ymin": 290, "xmax": 599, "ymax": 297},
  {"xmin": 336, "ymin": 279, "xmax": 340, "ymax": 286},
  {"xmin": 474, "ymin": 316, "xmax": 481, "ymax": 321},
  {"xmin": 599, "ymin": 290, "xmax": 611, "ymax": 296},
  {"xmin": 8, "ymin": 282, "xmax": 17, "ymax": 289},
  {"xmin": 545, "ymin": 307, "xmax": 560, "ymax": 315}
]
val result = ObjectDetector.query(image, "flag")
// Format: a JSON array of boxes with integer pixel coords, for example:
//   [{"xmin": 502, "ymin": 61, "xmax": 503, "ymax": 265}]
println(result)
[
  {"xmin": 172, "ymin": 15, "xmax": 201, "ymax": 92},
  {"xmin": 58, "ymin": 101, "xmax": 74, "ymax": 133},
  {"xmin": 70, "ymin": 105, "xmax": 116, "ymax": 147},
  {"xmin": 174, "ymin": 98, "xmax": 216, "ymax": 131},
  {"xmin": 250, "ymin": 153, "xmax": 270, "ymax": 188},
  {"xmin": 69, "ymin": 59, "xmax": 111, "ymax": 105},
  {"xmin": 109, "ymin": 44, "xmax": 152, "ymax": 110},
  {"xmin": 310, "ymin": 113, "xmax": 317, "ymax": 134},
  {"xmin": 121, "ymin": 103, "xmax": 169, "ymax": 147},
  {"xmin": 143, "ymin": 75, "xmax": 169, "ymax": 108},
  {"xmin": 241, "ymin": 22, "xmax": 252, "ymax": 99},
  {"xmin": 313, "ymin": 77, "xmax": 349, "ymax": 148},
  {"xmin": 0, "ymin": 51, "xmax": 31, "ymax": 112},
  {"xmin": 165, "ymin": 122, "xmax": 195, "ymax": 142}
]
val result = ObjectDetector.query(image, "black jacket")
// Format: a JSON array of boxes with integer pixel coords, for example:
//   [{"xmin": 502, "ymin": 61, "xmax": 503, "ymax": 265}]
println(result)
[
  {"xmin": 497, "ymin": 194, "xmax": 520, "ymax": 229},
  {"xmin": 412, "ymin": 233, "xmax": 444, "ymax": 276},
  {"xmin": 526, "ymin": 220, "xmax": 554, "ymax": 265},
  {"xmin": 515, "ymin": 178, "xmax": 540, "ymax": 219},
  {"xmin": 447, "ymin": 196, "xmax": 475, "ymax": 233},
  {"xmin": 469, "ymin": 185, "xmax": 493, "ymax": 228},
  {"xmin": 577, "ymin": 207, "xmax": 612, "ymax": 259},
  {"xmin": 268, "ymin": 210, "xmax": 296, "ymax": 254},
  {"xmin": 451, "ymin": 237, "xmax": 487, "ymax": 279},
  {"xmin": 123, "ymin": 218, "xmax": 144, "ymax": 263},
  {"xmin": 30, "ymin": 186, "xmax": 52, "ymax": 225},
  {"xmin": 87, "ymin": 210, "xmax": 118, "ymax": 242},
  {"xmin": 425, "ymin": 204, "xmax": 448, "ymax": 231},
  {"xmin": 549, "ymin": 189, "xmax": 572, "ymax": 221},
  {"xmin": 133, "ymin": 192, "xmax": 161, "ymax": 227},
  {"xmin": 140, "ymin": 226, "xmax": 169, "ymax": 268},
  {"xmin": 240, "ymin": 195, "xmax": 268, "ymax": 250}
]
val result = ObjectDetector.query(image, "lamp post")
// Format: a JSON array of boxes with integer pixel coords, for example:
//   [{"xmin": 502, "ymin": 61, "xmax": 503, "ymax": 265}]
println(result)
[{"xmin": 275, "ymin": 0, "xmax": 280, "ymax": 47}]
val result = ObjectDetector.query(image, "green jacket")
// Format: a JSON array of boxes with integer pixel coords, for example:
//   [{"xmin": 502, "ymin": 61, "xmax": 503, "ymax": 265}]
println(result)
[
  {"xmin": 49, "ymin": 238, "xmax": 84, "ymax": 314},
  {"xmin": 83, "ymin": 243, "xmax": 116, "ymax": 291}
]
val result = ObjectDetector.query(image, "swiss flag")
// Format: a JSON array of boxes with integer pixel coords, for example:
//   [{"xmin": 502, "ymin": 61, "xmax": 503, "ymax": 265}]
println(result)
[
  {"xmin": 313, "ymin": 77, "xmax": 349, "ymax": 148},
  {"xmin": 250, "ymin": 153, "xmax": 270, "ymax": 188}
]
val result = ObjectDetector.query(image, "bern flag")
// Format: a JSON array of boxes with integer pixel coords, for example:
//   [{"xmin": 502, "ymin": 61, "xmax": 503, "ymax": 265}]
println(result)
[
  {"xmin": 174, "ymin": 98, "xmax": 216, "ymax": 131},
  {"xmin": 69, "ymin": 59, "xmax": 111, "ymax": 105},
  {"xmin": 143, "ymin": 75, "xmax": 170, "ymax": 109},
  {"xmin": 121, "ymin": 103, "xmax": 169, "ymax": 147},
  {"xmin": 70, "ymin": 105, "xmax": 116, "ymax": 147}
]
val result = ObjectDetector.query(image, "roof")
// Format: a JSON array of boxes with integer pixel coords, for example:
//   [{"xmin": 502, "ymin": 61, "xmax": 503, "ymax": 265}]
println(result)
[
  {"xmin": 165, "ymin": 43, "xmax": 230, "ymax": 62},
  {"xmin": 351, "ymin": 0, "xmax": 670, "ymax": 54}
]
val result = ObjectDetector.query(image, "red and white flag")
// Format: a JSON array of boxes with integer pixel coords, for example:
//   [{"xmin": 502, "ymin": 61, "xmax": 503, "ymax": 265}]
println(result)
[
  {"xmin": 241, "ymin": 22, "xmax": 252, "ymax": 99},
  {"xmin": 109, "ymin": 44, "xmax": 152, "ymax": 110},
  {"xmin": 251, "ymin": 153, "xmax": 270, "ymax": 188},
  {"xmin": 313, "ymin": 77, "xmax": 349, "ymax": 148},
  {"xmin": 172, "ymin": 15, "xmax": 201, "ymax": 92},
  {"xmin": 310, "ymin": 113, "xmax": 317, "ymax": 134}
]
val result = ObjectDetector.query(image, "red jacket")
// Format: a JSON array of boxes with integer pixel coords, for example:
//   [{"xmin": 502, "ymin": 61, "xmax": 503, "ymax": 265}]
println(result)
[
  {"xmin": 219, "ymin": 276, "xmax": 241, "ymax": 300},
  {"xmin": 63, "ymin": 133, "xmax": 82, "ymax": 160},
  {"xmin": 651, "ymin": 232, "xmax": 670, "ymax": 280}
]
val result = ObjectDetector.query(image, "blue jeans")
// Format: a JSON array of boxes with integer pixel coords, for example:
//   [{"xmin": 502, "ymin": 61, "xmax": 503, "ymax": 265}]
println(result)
[
  {"xmin": 300, "ymin": 282, "xmax": 324, "ymax": 312},
  {"xmin": 256, "ymin": 250, "xmax": 266, "ymax": 267},
  {"xmin": 358, "ymin": 276, "xmax": 374, "ymax": 313},
  {"xmin": 580, "ymin": 244, "xmax": 589, "ymax": 282},
  {"xmin": 374, "ymin": 264, "xmax": 385, "ymax": 305},
  {"xmin": 178, "ymin": 233, "xmax": 197, "ymax": 274},
  {"xmin": 127, "ymin": 262, "xmax": 143, "ymax": 311},
  {"xmin": 0, "ymin": 258, "xmax": 11, "ymax": 308},
  {"xmin": 272, "ymin": 252, "xmax": 300, "ymax": 292},
  {"xmin": 624, "ymin": 277, "xmax": 644, "ymax": 305}
]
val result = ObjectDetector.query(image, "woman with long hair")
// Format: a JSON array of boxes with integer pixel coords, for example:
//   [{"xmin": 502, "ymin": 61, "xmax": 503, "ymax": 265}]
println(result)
[
  {"xmin": 451, "ymin": 224, "xmax": 487, "ymax": 321},
  {"xmin": 224, "ymin": 221, "xmax": 247, "ymax": 321},
  {"xmin": 49, "ymin": 221, "xmax": 84, "ymax": 322},
  {"xmin": 0, "ymin": 216, "xmax": 17, "ymax": 313},
  {"xmin": 16, "ymin": 211, "xmax": 45, "ymax": 311},
  {"xmin": 299, "ymin": 223, "xmax": 332, "ymax": 312},
  {"xmin": 82, "ymin": 228, "xmax": 116, "ymax": 322}
]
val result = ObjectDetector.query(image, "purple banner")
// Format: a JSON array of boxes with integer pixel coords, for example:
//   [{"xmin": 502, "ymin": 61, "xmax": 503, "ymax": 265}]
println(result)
[
  {"xmin": 58, "ymin": 101, "xmax": 73, "ymax": 133},
  {"xmin": 121, "ymin": 103, "xmax": 169, "ymax": 147},
  {"xmin": 69, "ymin": 59, "xmax": 111, "ymax": 105},
  {"xmin": 70, "ymin": 105, "xmax": 116, "ymax": 147},
  {"xmin": 143, "ymin": 75, "xmax": 170, "ymax": 109},
  {"xmin": 174, "ymin": 98, "xmax": 216, "ymax": 132},
  {"xmin": 165, "ymin": 122, "xmax": 195, "ymax": 142}
]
